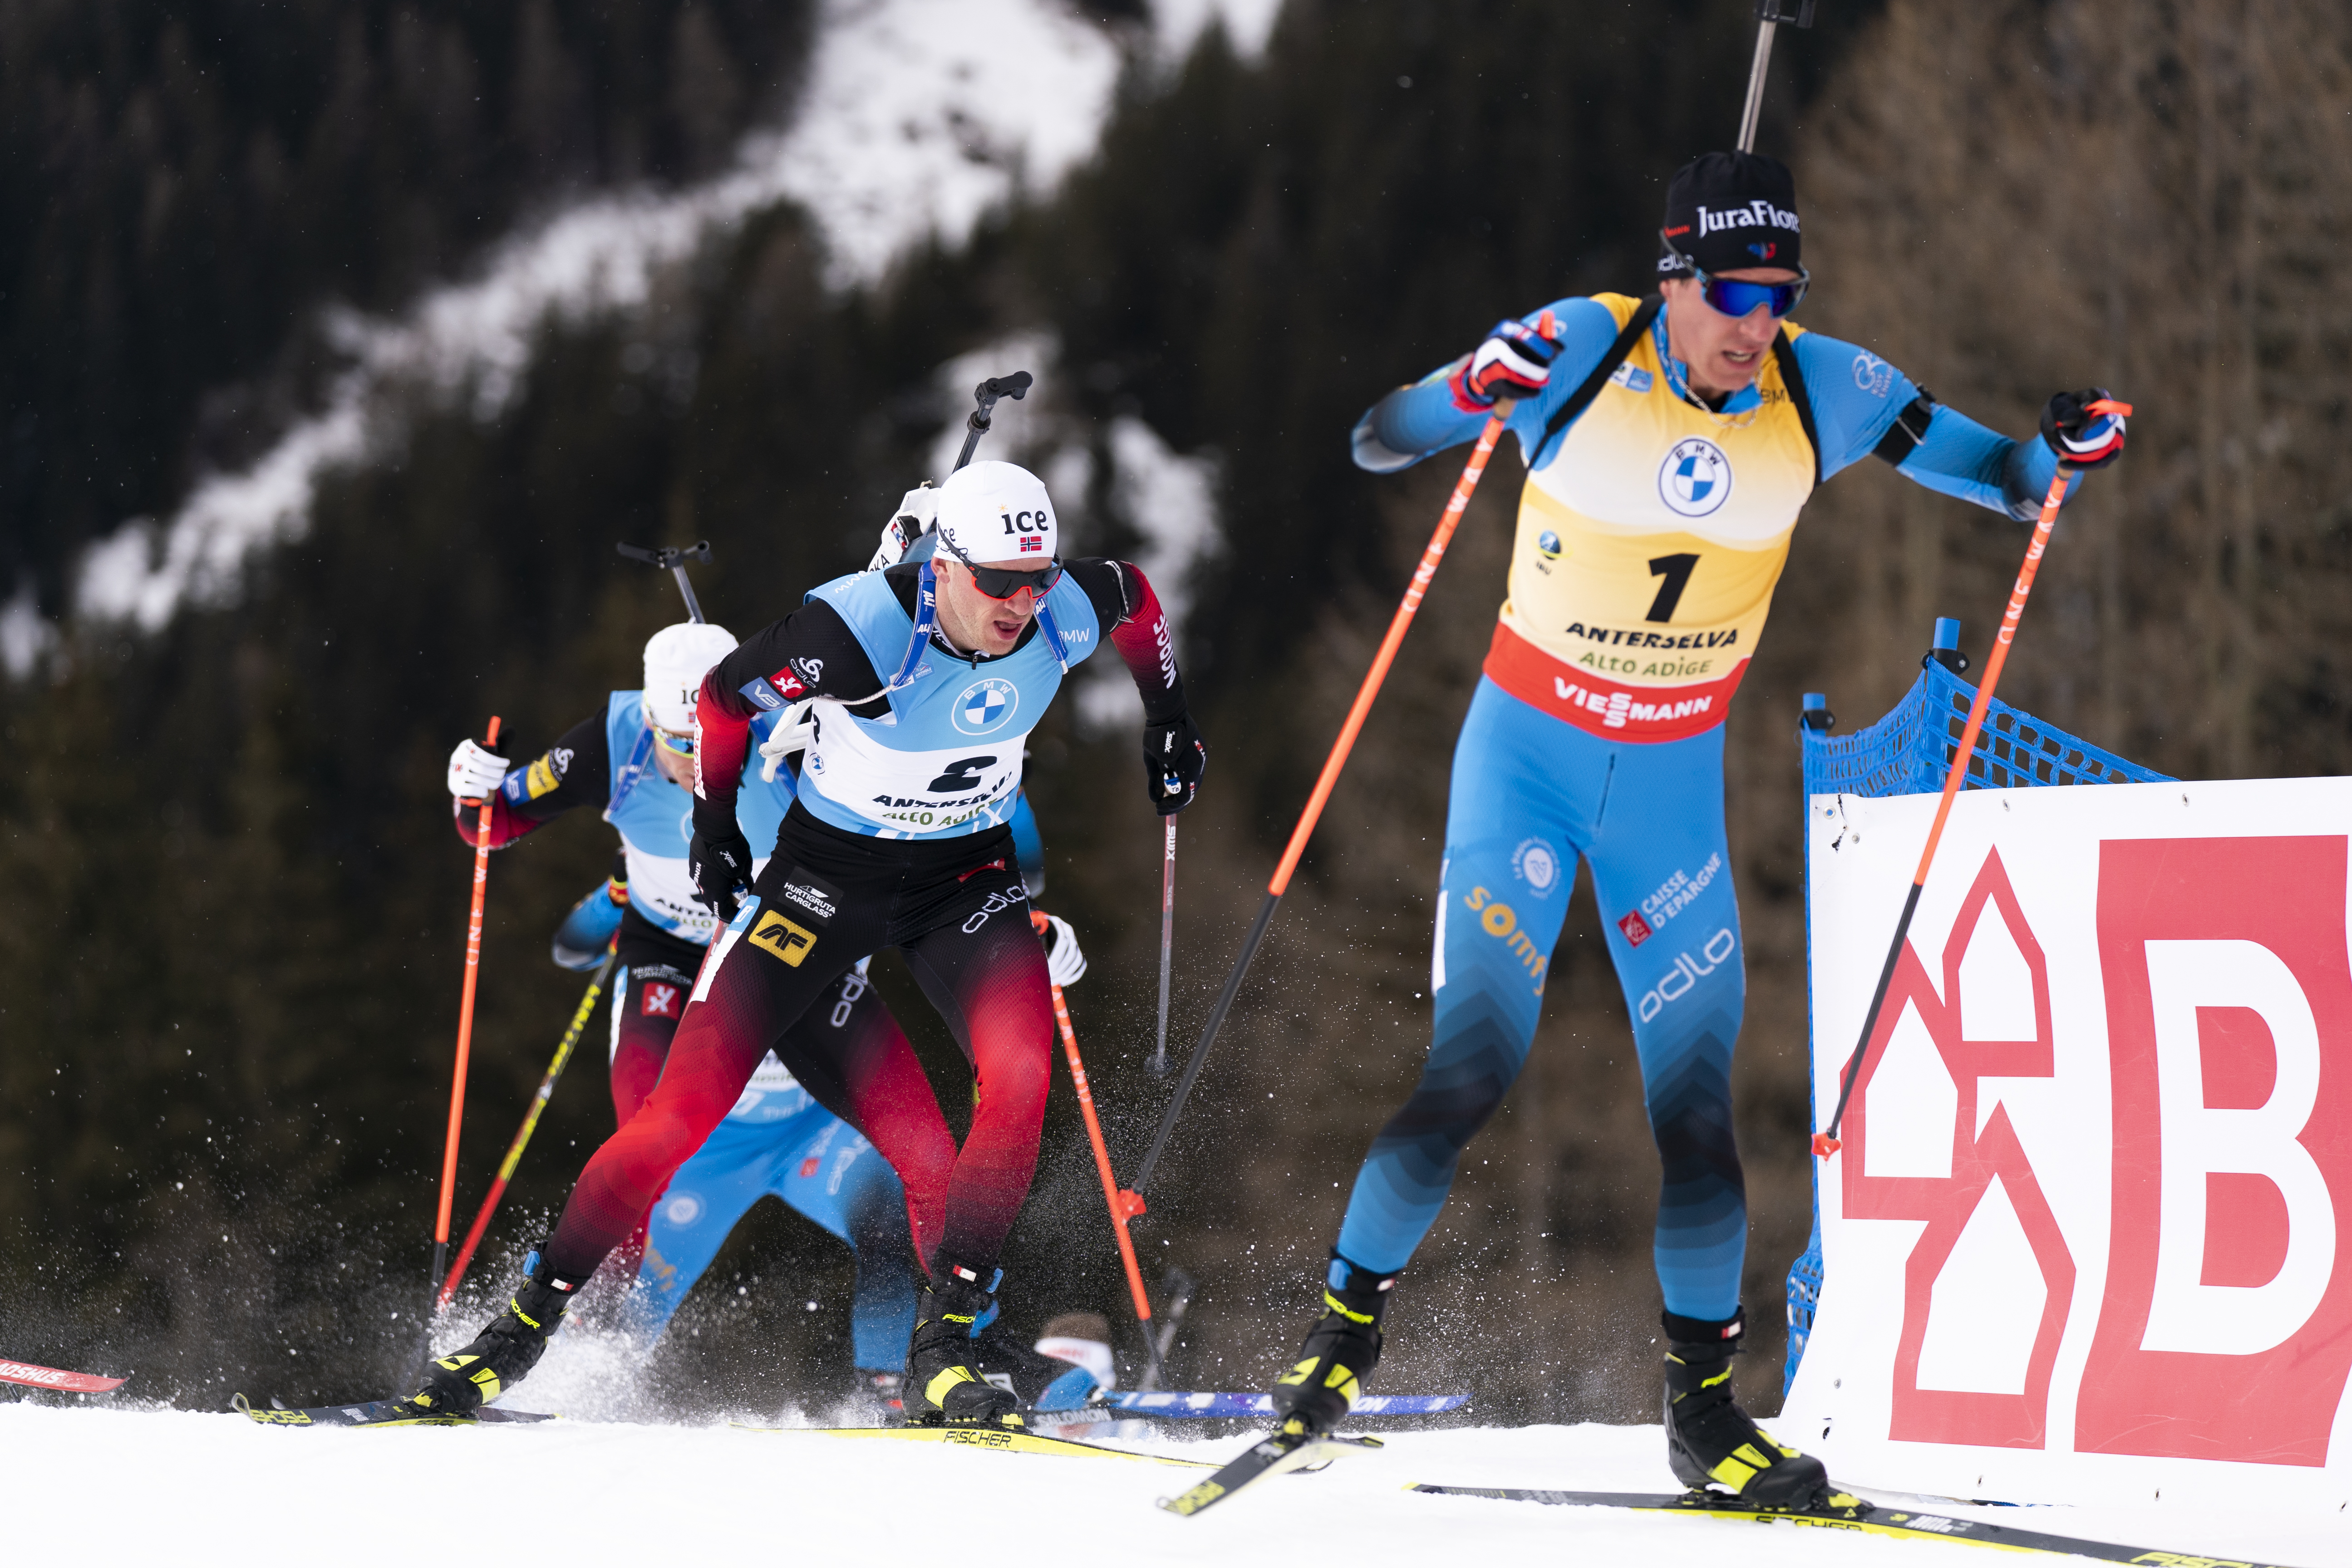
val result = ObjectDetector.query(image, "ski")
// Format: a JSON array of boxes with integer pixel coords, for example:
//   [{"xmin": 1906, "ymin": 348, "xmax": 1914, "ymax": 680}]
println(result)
[
  {"xmin": 1406, "ymin": 1486, "xmax": 2306, "ymax": 1567},
  {"xmin": 1110, "ymin": 1391, "xmax": 1466, "ymax": 1418},
  {"xmin": 1, "ymin": 1359, "xmax": 125, "ymax": 1394},
  {"xmin": 231, "ymin": 1392, "xmax": 556, "ymax": 1428},
  {"xmin": 1159, "ymin": 1428, "xmax": 1384, "ymax": 1517},
  {"xmin": 737, "ymin": 1423, "xmax": 1209, "ymax": 1467}
]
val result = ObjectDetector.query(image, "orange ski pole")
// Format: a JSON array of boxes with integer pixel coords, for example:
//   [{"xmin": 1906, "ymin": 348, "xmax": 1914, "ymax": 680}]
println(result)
[
  {"xmin": 431, "ymin": 715, "xmax": 501, "ymax": 1307},
  {"xmin": 1815, "ymin": 403, "xmax": 2130, "ymax": 1157},
  {"xmin": 1130, "ymin": 318, "xmax": 1553, "ymax": 1198},
  {"xmin": 438, "ymin": 936, "xmax": 616, "ymax": 1307},
  {"xmin": 1035, "ymin": 911, "xmax": 1160, "ymax": 1376}
]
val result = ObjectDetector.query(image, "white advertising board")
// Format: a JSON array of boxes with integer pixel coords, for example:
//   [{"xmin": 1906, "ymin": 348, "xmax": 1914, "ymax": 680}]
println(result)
[{"xmin": 1786, "ymin": 777, "xmax": 2352, "ymax": 1508}]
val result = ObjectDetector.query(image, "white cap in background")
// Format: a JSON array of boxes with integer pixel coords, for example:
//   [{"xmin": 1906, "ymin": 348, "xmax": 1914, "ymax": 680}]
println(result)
[{"xmin": 642, "ymin": 621, "xmax": 738, "ymax": 730}]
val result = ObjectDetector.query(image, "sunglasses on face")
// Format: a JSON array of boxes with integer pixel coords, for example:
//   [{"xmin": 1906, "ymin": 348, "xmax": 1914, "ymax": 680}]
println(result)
[
  {"xmin": 653, "ymin": 725, "xmax": 695, "ymax": 757},
  {"xmin": 1665, "ymin": 241, "xmax": 1811, "ymax": 319},
  {"xmin": 939, "ymin": 537, "xmax": 1063, "ymax": 600}
]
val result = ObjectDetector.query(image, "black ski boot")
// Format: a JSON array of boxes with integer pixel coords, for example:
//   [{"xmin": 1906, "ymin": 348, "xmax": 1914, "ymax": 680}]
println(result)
[
  {"xmin": 395, "ymin": 1250, "xmax": 585, "ymax": 1418},
  {"xmin": 1269, "ymin": 1253, "xmax": 1394, "ymax": 1434},
  {"xmin": 903, "ymin": 1263, "xmax": 1021, "ymax": 1427},
  {"xmin": 1662, "ymin": 1309, "xmax": 1830, "ymax": 1507}
]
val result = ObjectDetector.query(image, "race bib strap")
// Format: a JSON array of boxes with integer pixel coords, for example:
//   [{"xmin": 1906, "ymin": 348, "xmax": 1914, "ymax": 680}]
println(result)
[{"xmin": 1482, "ymin": 621, "xmax": 1742, "ymax": 742}]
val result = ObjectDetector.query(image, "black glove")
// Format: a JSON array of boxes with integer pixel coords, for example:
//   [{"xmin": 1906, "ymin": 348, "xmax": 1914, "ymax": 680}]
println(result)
[
  {"xmin": 688, "ymin": 819, "xmax": 754, "ymax": 924},
  {"xmin": 1143, "ymin": 710, "xmax": 1206, "ymax": 816},
  {"xmin": 2039, "ymin": 387, "xmax": 2128, "ymax": 469}
]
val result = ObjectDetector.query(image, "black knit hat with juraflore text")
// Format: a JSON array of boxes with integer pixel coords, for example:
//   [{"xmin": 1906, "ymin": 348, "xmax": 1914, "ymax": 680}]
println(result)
[{"xmin": 1657, "ymin": 151, "xmax": 1802, "ymax": 277}]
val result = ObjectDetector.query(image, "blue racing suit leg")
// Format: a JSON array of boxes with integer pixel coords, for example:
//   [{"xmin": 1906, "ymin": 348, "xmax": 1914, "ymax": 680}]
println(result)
[
  {"xmin": 635, "ymin": 1117, "xmax": 779, "ymax": 1342},
  {"xmin": 1331, "ymin": 677, "xmax": 1747, "ymax": 1322},
  {"xmin": 1583, "ymin": 723, "xmax": 1747, "ymax": 1323},
  {"xmin": 769, "ymin": 1109, "xmax": 919, "ymax": 1374},
  {"xmin": 1335, "ymin": 678, "xmax": 1584, "ymax": 1274},
  {"xmin": 638, "ymin": 1099, "xmax": 920, "ymax": 1373}
]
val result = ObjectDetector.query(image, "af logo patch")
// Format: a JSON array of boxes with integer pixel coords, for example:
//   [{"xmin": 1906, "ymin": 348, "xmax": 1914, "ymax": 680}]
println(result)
[
  {"xmin": 748, "ymin": 910, "xmax": 817, "ymax": 967},
  {"xmin": 641, "ymin": 982, "xmax": 680, "ymax": 1017}
]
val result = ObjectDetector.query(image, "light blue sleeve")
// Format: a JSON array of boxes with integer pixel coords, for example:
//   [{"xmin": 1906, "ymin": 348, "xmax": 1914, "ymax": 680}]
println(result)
[
  {"xmin": 1792, "ymin": 329, "xmax": 2076, "ymax": 521},
  {"xmin": 1009, "ymin": 792, "xmax": 1046, "ymax": 898},
  {"xmin": 1351, "ymin": 297, "xmax": 1625, "ymax": 473}
]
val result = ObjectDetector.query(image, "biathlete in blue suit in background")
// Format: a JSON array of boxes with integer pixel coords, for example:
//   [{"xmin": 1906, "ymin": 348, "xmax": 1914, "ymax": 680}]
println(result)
[{"xmin": 1265, "ymin": 152, "xmax": 2128, "ymax": 1503}]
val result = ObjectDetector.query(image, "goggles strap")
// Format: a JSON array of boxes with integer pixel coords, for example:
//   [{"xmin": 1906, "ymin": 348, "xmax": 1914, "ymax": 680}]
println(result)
[
  {"xmin": 887, "ymin": 560, "xmax": 941, "ymax": 693},
  {"xmin": 609, "ymin": 722, "xmax": 658, "ymax": 814},
  {"xmin": 1032, "ymin": 594, "xmax": 1068, "ymax": 673}
]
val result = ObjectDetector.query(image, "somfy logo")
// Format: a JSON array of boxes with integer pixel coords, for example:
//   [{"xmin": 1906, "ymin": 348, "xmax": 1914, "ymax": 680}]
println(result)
[{"xmin": 1658, "ymin": 437, "xmax": 1732, "ymax": 518}]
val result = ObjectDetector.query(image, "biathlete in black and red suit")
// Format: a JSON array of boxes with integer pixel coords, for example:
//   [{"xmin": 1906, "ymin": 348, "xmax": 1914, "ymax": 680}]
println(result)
[{"xmin": 402, "ymin": 459, "xmax": 1205, "ymax": 1427}]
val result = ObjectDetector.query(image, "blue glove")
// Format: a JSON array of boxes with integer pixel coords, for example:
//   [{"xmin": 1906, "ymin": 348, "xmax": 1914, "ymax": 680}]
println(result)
[{"xmin": 551, "ymin": 879, "xmax": 625, "ymax": 971}]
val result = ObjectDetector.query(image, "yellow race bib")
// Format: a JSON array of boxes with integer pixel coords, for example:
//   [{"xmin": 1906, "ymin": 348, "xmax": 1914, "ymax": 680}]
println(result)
[{"xmin": 1484, "ymin": 292, "xmax": 1816, "ymax": 740}]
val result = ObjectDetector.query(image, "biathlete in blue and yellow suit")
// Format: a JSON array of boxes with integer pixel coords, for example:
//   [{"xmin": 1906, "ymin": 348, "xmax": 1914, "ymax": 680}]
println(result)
[{"xmin": 1265, "ymin": 151, "xmax": 2128, "ymax": 1504}]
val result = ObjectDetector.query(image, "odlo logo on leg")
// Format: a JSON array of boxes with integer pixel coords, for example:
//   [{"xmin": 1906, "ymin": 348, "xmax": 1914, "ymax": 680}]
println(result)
[{"xmin": 1636, "ymin": 929, "xmax": 1737, "ymax": 1022}]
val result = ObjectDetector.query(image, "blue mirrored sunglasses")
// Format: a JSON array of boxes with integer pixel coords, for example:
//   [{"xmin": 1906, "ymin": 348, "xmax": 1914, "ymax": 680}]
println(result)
[
  {"xmin": 1665, "ymin": 240, "xmax": 1810, "ymax": 319},
  {"xmin": 653, "ymin": 725, "xmax": 695, "ymax": 756}
]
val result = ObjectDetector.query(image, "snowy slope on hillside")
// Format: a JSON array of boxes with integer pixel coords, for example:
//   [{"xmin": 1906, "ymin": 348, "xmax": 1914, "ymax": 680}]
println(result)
[
  {"xmin": 59, "ymin": 0, "xmax": 1278, "ymax": 645},
  {"xmin": 5, "ymin": 1404, "xmax": 2337, "ymax": 1567}
]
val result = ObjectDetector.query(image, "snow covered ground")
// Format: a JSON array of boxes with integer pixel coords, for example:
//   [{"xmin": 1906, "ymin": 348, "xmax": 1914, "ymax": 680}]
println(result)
[{"xmin": 6, "ymin": 1401, "xmax": 2340, "ymax": 1566}]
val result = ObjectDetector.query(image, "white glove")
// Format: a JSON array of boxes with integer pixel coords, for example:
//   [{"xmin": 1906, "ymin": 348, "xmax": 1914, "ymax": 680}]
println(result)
[
  {"xmin": 866, "ymin": 485, "xmax": 940, "ymax": 570},
  {"xmin": 758, "ymin": 699, "xmax": 820, "ymax": 783},
  {"xmin": 1040, "ymin": 912, "xmax": 1087, "ymax": 988},
  {"xmin": 447, "ymin": 737, "xmax": 509, "ymax": 801}
]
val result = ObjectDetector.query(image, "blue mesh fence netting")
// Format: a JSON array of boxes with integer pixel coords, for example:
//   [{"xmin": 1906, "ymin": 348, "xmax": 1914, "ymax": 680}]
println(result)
[{"xmin": 1782, "ymin": 652, "xmax": 2171, "ymax": 1396}]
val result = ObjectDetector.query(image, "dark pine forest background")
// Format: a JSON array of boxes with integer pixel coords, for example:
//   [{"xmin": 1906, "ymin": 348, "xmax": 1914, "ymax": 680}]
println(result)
[{"xmin": 4, "ymin": 0, "xmax": 2349, "ymax": 1423}]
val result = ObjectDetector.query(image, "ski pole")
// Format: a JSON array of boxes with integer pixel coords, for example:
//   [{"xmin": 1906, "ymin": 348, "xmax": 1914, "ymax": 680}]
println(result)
[
  {"xmin": 1813, "ymin": 412, "xmax": 2127, "ymax": 1157},
  {"xmin": 1150, "ymin": 817, "xmax": 1177, "ymax": 1076},
  {"xmin": 1034, "ymin": 911, "xmax": 1162, "ymax": 1384},
  {"xmin": 1128, "ymin": 321, "xmax": 1553, "ymax": 1198},
  {"xmin": 431, "ymin": 715, "xmax": 501, "ymax": 1310},
  {"xmin": 438, "ymin": 938, "xmax": 618, "ymax": 1307},
  {"xmin": 1736, "ymin": 2, "xmax": 1816, "ymax": 155}
]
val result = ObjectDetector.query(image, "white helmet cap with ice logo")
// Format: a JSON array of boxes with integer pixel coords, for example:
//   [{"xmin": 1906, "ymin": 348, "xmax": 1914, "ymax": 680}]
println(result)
[{"xmin": 934, "ymin": 460, "xmax": 1058, "ymax": 566}]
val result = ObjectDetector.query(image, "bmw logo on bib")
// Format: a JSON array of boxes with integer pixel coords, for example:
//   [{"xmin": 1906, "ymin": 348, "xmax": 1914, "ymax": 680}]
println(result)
[
  {"xmin": 1658, "ymin": 436, "xmax": 1732, "ymax": 518},
  {"xmin": 953, "ymin": 676, "xmax": 1019, "ymax": 735}
]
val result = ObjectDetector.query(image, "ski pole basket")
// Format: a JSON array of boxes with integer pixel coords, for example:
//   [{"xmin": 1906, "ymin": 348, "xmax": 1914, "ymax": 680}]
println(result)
[{"xmin": 1783, "ymin": 621, "xmax": 2171, "ymax": 1393}]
